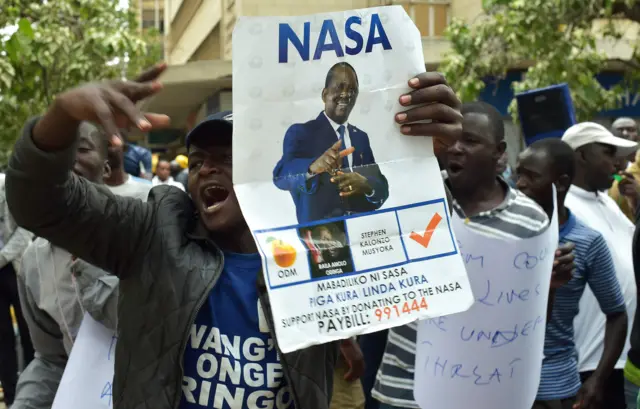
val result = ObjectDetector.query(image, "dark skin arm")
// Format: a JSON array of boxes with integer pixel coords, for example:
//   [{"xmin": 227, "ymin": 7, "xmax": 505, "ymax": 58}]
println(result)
[
  {"xmin": 340, "ymin": 338, "xmax": 365, "ymax": 382},
  {"xmin": 6, "ymin": 65, "xmax": 170, "ymax": 278},
  {"xmin": 547, "ymin": 243, "xmax": 575, "ymax": 322},
  {"xmin": 573, "ymin": 310, "xmax": 628, "ymax": 409}
]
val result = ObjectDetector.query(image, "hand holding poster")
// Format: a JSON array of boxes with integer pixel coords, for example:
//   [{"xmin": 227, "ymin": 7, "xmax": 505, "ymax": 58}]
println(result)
[
  {"xmin": 52, "ymin": 313, "xmax": 116, "ymax": 409},
  {"xmin": 414, "ymin": 206, "xmax": 559, "ymax": 409},
  {"xmin": 232, "ymin": 6, "xmax": 474, "ymax": 353}
]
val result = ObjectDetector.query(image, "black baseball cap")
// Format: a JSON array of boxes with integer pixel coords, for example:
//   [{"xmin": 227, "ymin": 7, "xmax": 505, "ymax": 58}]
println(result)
[{"xmin": 185, "ymin": 110, "xmax": 233, "ymax": 150}]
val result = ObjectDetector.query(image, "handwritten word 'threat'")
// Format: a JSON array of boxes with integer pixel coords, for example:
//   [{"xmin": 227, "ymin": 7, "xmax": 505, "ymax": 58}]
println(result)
[{"xmin": 422, "ymin": 355, "xmax": 523, "ymax": 386}]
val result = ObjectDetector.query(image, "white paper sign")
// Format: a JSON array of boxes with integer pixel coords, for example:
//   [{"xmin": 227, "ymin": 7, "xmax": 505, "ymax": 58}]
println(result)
[
  {"xmin": 414, "ymin": 207, "xmax": 559, "ymax": 409},
  {"xmin": 52, "ymin": 313, "xmax": 116, "ymax": 409},
  {"xmin": 232, "ymin": 6, "xmax": 473, "ymax": 353}
]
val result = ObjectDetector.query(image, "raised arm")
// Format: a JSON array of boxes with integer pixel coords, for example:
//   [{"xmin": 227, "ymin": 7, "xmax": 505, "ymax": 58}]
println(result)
[
  {"xmin": 8, "ymin": 120, "xmax": 153, "ymax": 278},
  {"xmin": 6, "ymin": 68, "xmax": 170, "ymax": 278}
]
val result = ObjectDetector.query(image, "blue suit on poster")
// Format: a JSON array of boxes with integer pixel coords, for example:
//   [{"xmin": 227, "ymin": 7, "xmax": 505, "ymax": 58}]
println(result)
[{"xmin": 273, "ymin": 108, "xmax": 389, "ymax": 223}]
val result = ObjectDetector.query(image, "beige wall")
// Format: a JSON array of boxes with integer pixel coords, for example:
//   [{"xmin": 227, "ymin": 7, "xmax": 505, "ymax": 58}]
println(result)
[{"xmin": 449, "ymin": 0, "xmax": 482, "ymax": 25}]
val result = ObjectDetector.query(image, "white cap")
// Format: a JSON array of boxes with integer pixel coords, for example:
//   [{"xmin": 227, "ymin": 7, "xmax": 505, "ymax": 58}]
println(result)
[{"xmin": 561, "ymin": 122, "xmax": 638, "ymax": 157}]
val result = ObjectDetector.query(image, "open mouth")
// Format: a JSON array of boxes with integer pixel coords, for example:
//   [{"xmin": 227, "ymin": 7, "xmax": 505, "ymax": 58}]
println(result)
[
  {"xmin": 201, "ymin": 184, "xmax": 230, "ymax": 214},
  {"xmin": 447, "ymin": 162, "xmax": 464, "ymax": 175}
]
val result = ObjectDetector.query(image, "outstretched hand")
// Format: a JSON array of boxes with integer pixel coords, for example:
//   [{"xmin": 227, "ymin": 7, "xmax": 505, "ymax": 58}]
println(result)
[
  {"xmin": 134, "ymin": 62, "xmax": 168, "ymax": 83},
  {"xmin": 34, "ymin": 62, "xmax": 171, "ymax": 151},
  {"xmin": 55, "ymin": 79, "xmax": 169, "ymax": 145}
]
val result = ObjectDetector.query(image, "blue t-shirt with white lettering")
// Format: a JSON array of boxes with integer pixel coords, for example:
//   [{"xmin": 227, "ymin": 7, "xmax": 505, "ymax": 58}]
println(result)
[{"xmin": 180, "ymin": 252, "xmax": 294, "ymax": 409}]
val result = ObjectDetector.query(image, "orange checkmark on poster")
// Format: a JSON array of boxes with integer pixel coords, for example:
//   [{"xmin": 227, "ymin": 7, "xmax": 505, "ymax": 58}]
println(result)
[{"xmin": 409, "ymin": 213, "xmax": 443, "ymax": 248}]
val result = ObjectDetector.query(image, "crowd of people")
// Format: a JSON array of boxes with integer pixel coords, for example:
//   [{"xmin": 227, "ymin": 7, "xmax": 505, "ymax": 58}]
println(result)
[{"xmin": 0, "ymin": 61, "xmax": 639, "ymax": 409}]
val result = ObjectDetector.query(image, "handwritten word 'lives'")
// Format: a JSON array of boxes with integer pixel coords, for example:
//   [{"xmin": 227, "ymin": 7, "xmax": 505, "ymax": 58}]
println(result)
[
  {"xmin": 476, "ymin": 280, "xmax": 541, "ymax": 307},
  {"xmin": 278, "ymin": 14, "xmax": 392, "ymax": 63}
]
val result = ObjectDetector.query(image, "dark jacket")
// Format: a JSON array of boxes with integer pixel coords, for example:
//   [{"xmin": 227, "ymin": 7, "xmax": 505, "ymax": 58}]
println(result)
[
  {"xmin": 627, "ymin": 214, "xmax": 640, "ymax": 369},
  {"xmin": 6, "ymin": 119, "xmax": 339, "ymax": 409},
  {"xmin": 273, "ymin": 111, "xmax": 389, "ymax": 223}
]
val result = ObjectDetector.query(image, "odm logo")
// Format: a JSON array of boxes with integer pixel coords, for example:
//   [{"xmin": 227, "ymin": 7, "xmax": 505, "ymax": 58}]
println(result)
[{"xmin": 266, "ymin": 237, "xmax": 297, "ymax": 268}]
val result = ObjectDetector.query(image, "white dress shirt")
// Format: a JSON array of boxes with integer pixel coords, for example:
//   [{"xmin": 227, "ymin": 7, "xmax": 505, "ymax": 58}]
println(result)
[{"xmin": 565, "ymin": 184, "xmax": 637, "ymax": 372}]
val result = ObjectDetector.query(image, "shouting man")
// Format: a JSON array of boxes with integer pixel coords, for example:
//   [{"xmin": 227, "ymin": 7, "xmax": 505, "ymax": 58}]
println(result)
[{"xmin": 5, "ymin": 65, "xmax": 463, "ymax": 409}]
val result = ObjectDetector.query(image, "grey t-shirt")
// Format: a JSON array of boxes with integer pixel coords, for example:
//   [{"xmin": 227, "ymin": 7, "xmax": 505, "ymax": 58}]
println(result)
[{"xmin": 107, "ymin": 175, "xmax": 152, "ymax": 202}]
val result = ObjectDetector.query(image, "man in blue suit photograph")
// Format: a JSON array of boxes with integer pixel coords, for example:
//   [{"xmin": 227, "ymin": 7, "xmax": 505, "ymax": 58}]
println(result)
[{"xmin": 273, "ymin": 62, "xmax": 389, "ymax": 223}]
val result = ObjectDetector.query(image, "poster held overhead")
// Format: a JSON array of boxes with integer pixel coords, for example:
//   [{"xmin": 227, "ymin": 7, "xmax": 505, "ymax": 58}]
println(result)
[{"xmin": 232, "ymin": 6, "xmax": 474, "ymax": 353}]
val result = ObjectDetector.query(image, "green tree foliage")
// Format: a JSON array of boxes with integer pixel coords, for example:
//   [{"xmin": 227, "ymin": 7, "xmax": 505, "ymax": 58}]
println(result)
[
  {"xmin": 0, "ymin": 0, "xmax": 162, "ymax": 165},
  {"xmin": 441, "ymin": 0, "xmax": 640, "ymax": 122}
]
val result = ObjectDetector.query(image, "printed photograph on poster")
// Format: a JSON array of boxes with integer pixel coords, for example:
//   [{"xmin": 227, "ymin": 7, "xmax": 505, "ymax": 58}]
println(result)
[
  {"xmin": 232, "ymin": 6, "xmax": 474, "ymax": 353},
  {"xmin": 299, "ymin": 221, "xmax": 355, "ymax": 278},
  {"xmin": 272, "ymin": 61, "xmax": 390, "ymax": 224}
]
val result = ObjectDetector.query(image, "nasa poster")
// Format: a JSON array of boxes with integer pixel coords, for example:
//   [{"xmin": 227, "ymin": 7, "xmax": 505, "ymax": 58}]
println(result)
[{"xmin": 232, "ymin": 6, "xmax": 473, "ymax": 353}]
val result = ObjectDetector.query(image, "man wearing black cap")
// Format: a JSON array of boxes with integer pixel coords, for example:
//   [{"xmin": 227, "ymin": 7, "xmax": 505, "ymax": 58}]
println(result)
[{"xmin": 4, "ymin": 65, "xmax": 464, "ymax": 409}]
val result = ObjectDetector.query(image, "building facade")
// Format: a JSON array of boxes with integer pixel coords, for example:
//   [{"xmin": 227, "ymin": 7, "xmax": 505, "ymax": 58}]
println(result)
[
  {"xmin": 132, "ymin": 0, "xmax": 166, "ymax": 33},
  {"xmin": 142, "ymin": 0, "xmax": 640, "ymax": 160}
]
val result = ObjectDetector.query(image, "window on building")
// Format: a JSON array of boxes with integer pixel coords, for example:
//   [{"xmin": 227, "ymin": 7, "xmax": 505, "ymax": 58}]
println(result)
[
  {"xmin": 391, "ymin": 0, "xmax": 450, "ymax": 38},
  {"xmin": 141, "ymin": 8, "xmax": 164, "ymax": 32}
]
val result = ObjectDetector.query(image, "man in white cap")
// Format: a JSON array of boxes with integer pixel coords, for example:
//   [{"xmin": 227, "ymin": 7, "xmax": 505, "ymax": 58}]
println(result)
[{"xmin": 562, "ymin": 122, "xmax": 639, "ymax": 408}]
